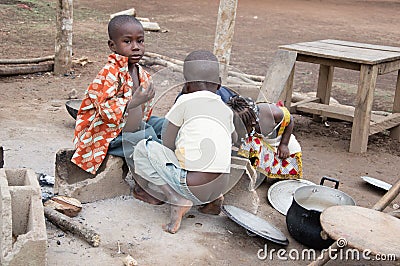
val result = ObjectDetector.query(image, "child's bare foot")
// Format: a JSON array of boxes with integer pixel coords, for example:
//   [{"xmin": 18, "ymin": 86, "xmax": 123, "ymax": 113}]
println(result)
[
  {"xmin": 162, "ymin": 199, "xmax": 192, "ymax": 234},
  {"xmin": 133, "ymin": 184, "xmax": 164, "ymax": 205},
  {"xmin": 198, "ymin": 195, "xmax": 224, "ymax": 215}
]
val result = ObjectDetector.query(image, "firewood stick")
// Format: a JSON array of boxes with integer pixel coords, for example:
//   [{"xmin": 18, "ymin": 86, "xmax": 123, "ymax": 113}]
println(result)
[
  {"xmin": 227, "ymin": 82, "xmax": 261, "ymax": 89},
  {"xmin": 142, "ymin": 55, "xmax": 262, "ymax": 84},
  {"xmin": 372, "ymin": 178, "xmax": 400, "ymax": 211},
  {"xmin": 230, "ymin": 69, "xmax": 265, "ymax": 83},
  {"xmin": 44, "ymin": 206, "xmax": 100, "ymax": 247},
  {"xmin": 0, "ymin": 62, "xmax": 53, "ymax": 76},
  {"xmin": 0, "ymin": 55, "xmax": 54, "ymax": 64},
  {"xmin": 141, "ymin": 56, "xmax": 182, "ymax": 72},
  {"xmin": 142, "ymin": 56, "xmax": 262, "ymax": 90},
  {"xmin": 144, "ymin": 52, "xmax": 184, "ymax": 65},
  {"xmin": 229, "ymin": 71, "xmax": 259, "ymax": 85},
  {"xmin": 142, "ymin": 51, "xmax": 265, "ymax": 82}
]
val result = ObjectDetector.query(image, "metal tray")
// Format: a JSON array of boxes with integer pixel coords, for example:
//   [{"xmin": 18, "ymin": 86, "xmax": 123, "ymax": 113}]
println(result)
[
  {"xmin": 221, "ymin": 205, "xmax": 288, "ymax": 245},
  {"xmin": 360, "ymin": 176, "xmax": 392, "ymax": 191},
  {"xmin": 267, "ymin": 179, "xmax": 315, "ymax": 215}
]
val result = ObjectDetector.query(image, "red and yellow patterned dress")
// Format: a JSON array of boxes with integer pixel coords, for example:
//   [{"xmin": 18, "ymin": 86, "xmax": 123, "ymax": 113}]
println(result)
[
  {"xmin": 71, "ymin": 54, "xmax": 153, "ymax": 174},
  {"xmin": 237, "ymin": 105, "xmax": 302, "ymax": 179}
]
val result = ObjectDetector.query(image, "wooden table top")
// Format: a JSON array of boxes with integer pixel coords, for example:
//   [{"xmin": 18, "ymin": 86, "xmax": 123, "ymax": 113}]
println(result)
[
  {"xmin": 320, "ymin": 205, "xmax": 400, "ymax": 257},
  {"xmin": 280, "ymin": 39, "xmax": 400, "ymax": 65}
]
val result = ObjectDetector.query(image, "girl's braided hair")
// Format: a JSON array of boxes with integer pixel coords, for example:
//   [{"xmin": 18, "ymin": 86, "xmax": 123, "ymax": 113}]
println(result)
[{"xmin": 227, "ymin": 95, "xmax": 259, "ymax": 136}]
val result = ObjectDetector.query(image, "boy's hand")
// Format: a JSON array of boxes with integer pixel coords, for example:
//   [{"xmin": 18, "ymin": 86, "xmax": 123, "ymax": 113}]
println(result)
[
  {"xmin": 277, "ymin": 143, "xmax": 290, "ymax": 159},
  {"xmin": 128, "ymin": 82, "xmax": 155, "ymax": 109}
]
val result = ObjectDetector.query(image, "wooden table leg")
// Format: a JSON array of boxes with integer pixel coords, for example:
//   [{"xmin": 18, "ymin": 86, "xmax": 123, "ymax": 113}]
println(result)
[
  {"xmin": 349, "ymin": 64, "xmax": 378, "ymax": 153},
  {"xmin": 389, "ymin": 70, "xmax": 400, "ymax": 141},
  {"xmin": 313, "ymin": 65, "xmax": 334, "ymax": 122},
  {"xmin": 283, "ymin": 65, "xmax": 295, "ymax": 108}
]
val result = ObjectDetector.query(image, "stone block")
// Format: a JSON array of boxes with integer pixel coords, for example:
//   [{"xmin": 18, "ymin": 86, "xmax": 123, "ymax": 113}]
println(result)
[
  {"xmin": 54, "ymin": 149, "xmax": 130, "ymax": 203},
  {"xmin": 223, "ymin": 156, "xmax": 260, "ymax": 214},
  {"xmin": 0, "ymin": 168, "xmax": 47, "ymax": 266}
]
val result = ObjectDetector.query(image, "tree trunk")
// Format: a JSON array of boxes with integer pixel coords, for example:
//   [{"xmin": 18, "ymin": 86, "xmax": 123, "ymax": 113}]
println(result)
[
  {"xmin": 213, "ymin": 0, "xmax": 238, "ymax": 85},
  {"xmin": 54, "ymin": 0, "xmax": 73, "ymax": 75}
]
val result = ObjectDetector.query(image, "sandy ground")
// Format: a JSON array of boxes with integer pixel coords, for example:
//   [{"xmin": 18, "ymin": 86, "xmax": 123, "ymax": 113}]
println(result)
[{"xmin": 1, "ymin": 0, "xmax": 400, "ymax": 265}]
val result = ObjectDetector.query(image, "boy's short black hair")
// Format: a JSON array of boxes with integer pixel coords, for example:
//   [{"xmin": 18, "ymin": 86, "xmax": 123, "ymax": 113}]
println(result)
[
  {"xmin": 183, "ymin": 50, "xmax": 220, "ymax": 85},
  {"xmin": 184, "ymin": 50, "xmax": 218, "ymax": 63},
  {"xmin": 108, "ymin": 15, "xmax": 142, "ymax": 40}
]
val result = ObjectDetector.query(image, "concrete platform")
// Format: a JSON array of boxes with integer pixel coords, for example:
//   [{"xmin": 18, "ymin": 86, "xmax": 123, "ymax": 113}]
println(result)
[
  {"xmin": 0, "ymin": 168, "xmax": 47, "ymax": 266},
  {"xmin": 54, "ymin": 149, "xmax": 131, "ymax": 203}
]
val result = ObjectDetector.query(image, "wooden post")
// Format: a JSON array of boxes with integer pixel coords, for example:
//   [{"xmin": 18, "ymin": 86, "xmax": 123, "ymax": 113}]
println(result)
[
  {"xmin": 54, "ymin": 0, "xmax": 73, "ymax": 75},
  {"xmin": 389, "ymin": 70, "xmax": 400, "ymax": 140},
  {"xmin": 213, "ymin": 0, "xmax": 238, "ymax": 85}
]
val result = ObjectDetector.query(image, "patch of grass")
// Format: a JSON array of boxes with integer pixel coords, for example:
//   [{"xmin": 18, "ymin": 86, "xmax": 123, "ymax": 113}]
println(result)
[
  {"xmin": 1, "ymin": 0, "xmax": 56, "ymax": 22},
  {"xmin": 1, "ymin": 0, "xmax": 108, "ymax": 23},
  {"xmin": 74, "ymin": 6, "xmax": 108, "ymax": 22}
]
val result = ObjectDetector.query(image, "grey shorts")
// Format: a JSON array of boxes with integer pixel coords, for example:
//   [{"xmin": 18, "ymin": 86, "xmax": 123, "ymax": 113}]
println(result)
[{"xmin": 133, "ymin": 138, "xmax": 204, "ymax": 205}]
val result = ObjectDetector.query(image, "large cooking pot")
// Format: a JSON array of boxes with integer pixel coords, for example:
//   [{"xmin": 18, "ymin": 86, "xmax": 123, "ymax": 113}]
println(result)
[{"xmin": 286, "ymin": 176, "xmax": 356, "ymax": 250}]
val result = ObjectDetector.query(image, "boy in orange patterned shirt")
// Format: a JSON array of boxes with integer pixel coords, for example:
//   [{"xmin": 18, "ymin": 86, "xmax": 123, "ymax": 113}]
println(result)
[{"xmin": 72, "ymin": 15, "xmax": 163, "ymax": 204}]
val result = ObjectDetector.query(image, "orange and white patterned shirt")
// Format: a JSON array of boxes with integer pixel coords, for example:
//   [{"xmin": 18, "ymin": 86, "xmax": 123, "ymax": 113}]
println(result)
[{"xmin": 71, "ymin": 53, "xmax": 153, "ymax": 174}]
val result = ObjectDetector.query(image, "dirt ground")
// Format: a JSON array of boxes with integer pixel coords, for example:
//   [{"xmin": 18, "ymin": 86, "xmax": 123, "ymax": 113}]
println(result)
[{"xmin": 1, "ymin": 0, "xmax": 400, "ymax": 265}]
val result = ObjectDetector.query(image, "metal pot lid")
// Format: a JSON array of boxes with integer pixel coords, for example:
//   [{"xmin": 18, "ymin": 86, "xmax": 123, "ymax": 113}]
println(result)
[
  {"xmin": 361, "ymin": 176, "xmax": 392, "ymax": 191},
  {"xmin": 267, "ymin": 179, "xmax": 315, "ymax": 215},
  {"xmin": 221, "ymin": 205, "xmax": 288, "ymax": 245}
]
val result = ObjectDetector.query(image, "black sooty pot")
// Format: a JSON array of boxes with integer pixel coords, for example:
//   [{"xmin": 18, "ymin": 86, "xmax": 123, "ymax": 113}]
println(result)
[{"xmin": 286, "ymin": 176, "xmax": 356, "ymax": 250}]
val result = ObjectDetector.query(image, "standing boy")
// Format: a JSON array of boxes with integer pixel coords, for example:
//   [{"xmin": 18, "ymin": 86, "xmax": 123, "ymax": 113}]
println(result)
[{"xmin": 133, "ymin": 50, "xmax": 235, "ymax": 233}]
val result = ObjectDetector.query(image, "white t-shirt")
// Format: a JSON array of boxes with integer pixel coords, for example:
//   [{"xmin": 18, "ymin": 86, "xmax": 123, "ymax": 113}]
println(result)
[{"xmin": 165, "ymin": 90, "xmax": 234, "ymax": 173}]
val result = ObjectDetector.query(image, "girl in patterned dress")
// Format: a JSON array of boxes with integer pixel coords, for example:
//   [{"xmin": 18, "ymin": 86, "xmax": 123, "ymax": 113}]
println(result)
[{"xmin": 227, "ymin": 95, "xmax": 302, "ymax": 180}]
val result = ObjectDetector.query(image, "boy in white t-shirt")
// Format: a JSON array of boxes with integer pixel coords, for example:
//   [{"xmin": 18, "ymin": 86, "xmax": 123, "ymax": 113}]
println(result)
[{"xmin": 132, "ymin": 50, "xmax": 235, "ymax": 234}]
